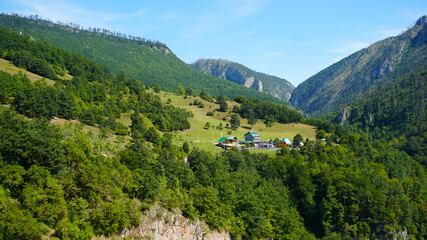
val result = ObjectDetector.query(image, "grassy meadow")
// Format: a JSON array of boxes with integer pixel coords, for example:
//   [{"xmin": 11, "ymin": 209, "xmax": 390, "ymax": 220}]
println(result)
[
  {"xmin": 2, "ymin": 58, "xmax": 316, "ymax": 155},
  {"xmin": 0, "ymin": 58, "xmax": 74, "ymax": 85},
  {"xmin": 155, "ymin": 90, "xmax": 316, "ymax": 154}
]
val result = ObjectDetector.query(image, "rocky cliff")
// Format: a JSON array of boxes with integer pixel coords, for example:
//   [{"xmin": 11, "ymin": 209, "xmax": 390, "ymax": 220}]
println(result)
[
  {"xmin": 119, "ymin": 204, "xmax": 230, "ymax": 240},
  {"xmin": 190, "ymin": 59, "xmax": 294, "ymax": 101}
]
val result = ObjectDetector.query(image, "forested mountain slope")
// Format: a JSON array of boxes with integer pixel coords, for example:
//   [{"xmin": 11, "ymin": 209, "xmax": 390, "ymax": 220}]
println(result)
[
  {"xmin": 333, "ymin": 71, "xmax": 427, "ymax": 166},
  {"xmin": 0, "ymin": 26, "xmax": 191, "ymax": 132},
  {"xmin": 0, "ymin": 13, "xmax": 285, "ymax": 104},
  {"xmin": 0, "ymin": 13, "xmax": 426, "ymax": 240},
  {"xmin": 290, "ymin": 15, "xmax": 427, "ymax": 116},
  {"xmin": 191, "ymin": 59, "xmax": 294, "ymax": 101}
]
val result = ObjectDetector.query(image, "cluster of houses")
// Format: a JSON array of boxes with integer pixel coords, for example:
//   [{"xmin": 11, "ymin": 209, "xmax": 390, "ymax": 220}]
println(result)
[{"xmin": 217, "ymin": 131, "xmax": 303, "ymax": 150}]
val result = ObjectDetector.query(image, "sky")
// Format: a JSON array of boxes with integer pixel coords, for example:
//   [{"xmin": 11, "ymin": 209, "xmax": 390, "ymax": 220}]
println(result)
[{"xmin": 2, "ymin": 0, "xmax": 427, "ymax": 86}]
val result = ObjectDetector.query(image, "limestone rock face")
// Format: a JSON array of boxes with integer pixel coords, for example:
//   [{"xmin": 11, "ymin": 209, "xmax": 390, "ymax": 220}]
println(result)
[
  {"xmin": 120, "ymin": 204, "xmax": 231, "ymax": 240},
  {"xmin": 190, "ymin": 59, "xmax": 294, "ymax": 101},
  {"xmin": 335, "ymin": 106, "xmax": 352, "ymax": 125}
]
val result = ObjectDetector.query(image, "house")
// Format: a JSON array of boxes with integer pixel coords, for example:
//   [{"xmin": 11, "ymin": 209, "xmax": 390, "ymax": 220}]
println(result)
[
  {"xmin": 228, "ymin": 136, "xmax": 238, "ymax": 143},
  {"xmin": 277, "ymin": 138, "xmax": 292, "ymax": 148},
  {"xmin": 218, "ymin": 137, "xmax": 228, "ymax": 143},
  {"xmin": 244, "ymin": 131, "xmax": 261, "ymax": 142}
]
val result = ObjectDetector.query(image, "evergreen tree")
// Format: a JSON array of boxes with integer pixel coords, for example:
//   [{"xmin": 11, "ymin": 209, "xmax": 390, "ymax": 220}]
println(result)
[
  {"xmin": 247, "ymin": 109, "xmax": 257, "ymax": 128},
  {"xmin": 293, "ymin": 134, "xmax": 303, "ymax": 146},
  {"xmin": 230, "ymin": 114, "xmax": 240, "ymax": 130},
  {"xmin": 316, "ymin": 130, "xmax": 327, "ymax": 140},
  {"xmin": 177, "ymin": 86, "xmax": 185, "ymax": 95}
]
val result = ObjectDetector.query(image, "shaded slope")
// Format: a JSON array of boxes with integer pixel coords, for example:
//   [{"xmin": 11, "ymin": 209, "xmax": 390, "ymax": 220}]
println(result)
[{"xmin": 290, "ymin": 15, "xmax": 427, "ymax": 116}]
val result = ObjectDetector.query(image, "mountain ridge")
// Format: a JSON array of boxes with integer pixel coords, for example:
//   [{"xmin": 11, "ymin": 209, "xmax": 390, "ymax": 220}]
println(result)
[
  {"xmin": 290, "ymin": 15, "xmax": 427, "ymax": 116},
  {"xmin": 0, "ymin": 13, "xmax": 287, "ymax": 105},
  {"xmin": 190, "ymin": 59, "xmax": 295, "ymax": 101}
]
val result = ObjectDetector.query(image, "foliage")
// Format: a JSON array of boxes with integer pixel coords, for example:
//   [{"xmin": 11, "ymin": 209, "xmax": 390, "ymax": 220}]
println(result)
[
  {"xmin": 0, "ymin": 27, "xmax": 191, "ymax": 133},
  {"xmin": 332, "ymin": 71, "xmax": 427, "ymax": 166},
  {"xmin": 230, "ymin": 114, "xmax": 241, "ymax": 130},
  {"xmin": 315, "ymin": 130, "xmax": 327, "ymax": 140},
  {"xmin": 0, "ymin": 13, "xmax": 426, "ymax": 240},
  {"xmin": 293, "ymin": 133, "xmax": 304, "ymax": 146},
  {"xmin": 0, "ymin": 14, "xmax": 288, "ymax": 104},
  {"xmin": 237, "ymin": 97, "xmax": 303, "ymax": 125},
  {"xmin": 290, "ymin": 18, "xmax": 427, "ymax": 116}
]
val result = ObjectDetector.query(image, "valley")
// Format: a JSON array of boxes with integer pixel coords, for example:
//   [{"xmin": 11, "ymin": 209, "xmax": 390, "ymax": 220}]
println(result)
[{"xmin": 0, "ymin": 12, "xmax": 425, "ymax": 240}]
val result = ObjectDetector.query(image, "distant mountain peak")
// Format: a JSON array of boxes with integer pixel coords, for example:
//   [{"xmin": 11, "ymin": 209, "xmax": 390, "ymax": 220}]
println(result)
[{"xmin": 190, "ymin": 59, "xmax": 294, "ymax": 101}]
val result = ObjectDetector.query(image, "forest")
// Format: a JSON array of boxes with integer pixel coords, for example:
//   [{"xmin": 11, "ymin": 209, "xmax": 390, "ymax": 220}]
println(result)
[
  {"xmin": 0, "ymin": 17, "xmax": 426, "ymax": 240},
  {"xmin": 332, "ymin": 71, "xmax": 427, "ymax": 167},
  {"xmin": 0, "ymin": 13, "xmax": 288, "ymax": 105}
]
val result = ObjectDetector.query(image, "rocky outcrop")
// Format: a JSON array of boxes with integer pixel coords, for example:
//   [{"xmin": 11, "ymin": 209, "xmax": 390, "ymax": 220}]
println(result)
[
  {"xmin": 190, "ymin": 59, "xmax": 294, "ymax": 101},
  {"xmin": 120, "ymin": 204, "xmax": 231, "ymax": 240},
  {"xmin": 222, "ymin": 66, "xmax": 262, "ymax": 91},
  {"xmin": 335, "ymin": 106, "xmax": 352, "ymax": 125}
]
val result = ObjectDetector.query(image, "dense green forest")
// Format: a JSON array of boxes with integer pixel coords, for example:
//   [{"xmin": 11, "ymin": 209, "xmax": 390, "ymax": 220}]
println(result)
[
  {"xmin": 0, "ymin": 26, "xmax": 191, "ymax": 133},
  {"xmin": 0, "ymin": 13, "xmax": 426, "ymax": 240},
  {"xmin": 233, "ymin": 95, "xmax": 304, "ymax": 126},
  {"xmin": 1, "ymin": 102, "xmax": 426, "ymax": 239},
  {"xmin": 0, "ymin": 13, "xmax": 288, "ymax": 105},
  {"xmin": 331, "ymin": 71, "xmax": 427, "ymax": 167}
]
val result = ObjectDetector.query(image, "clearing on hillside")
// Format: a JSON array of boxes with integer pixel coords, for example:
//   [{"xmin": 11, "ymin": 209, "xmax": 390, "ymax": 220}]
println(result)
[{"xmin": 155, "ymin": 90, "xmax": 316, "ymax": 154}]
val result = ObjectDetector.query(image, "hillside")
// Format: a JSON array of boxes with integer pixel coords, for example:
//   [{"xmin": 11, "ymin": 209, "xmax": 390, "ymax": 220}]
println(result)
[
  {"xmin": 0, "ymin": 18, "xmax": 426, "ymax": 239},
  {"xmin": 0, "ymin": 13, "xmax": 286, "ymax": 104},
  {"xmin": 154, "ymin": 90, "xmax": 314, "ymax": 154},
  {"xmin": 290, "ymin": 15, "xmax": 427, "ymax": 116},
  {"xmin": 333, "ymin": 71, "xmax": 427, "ymax": 165},
  {"xmin": 190, "ymin": 59, "xmax": 294, "ymax": 101}
]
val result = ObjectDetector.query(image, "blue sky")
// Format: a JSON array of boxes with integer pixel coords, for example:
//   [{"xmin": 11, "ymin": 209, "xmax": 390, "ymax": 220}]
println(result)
[{"xmin": 2, "ymin": 0, "xmax": 427, "ymax": 86}]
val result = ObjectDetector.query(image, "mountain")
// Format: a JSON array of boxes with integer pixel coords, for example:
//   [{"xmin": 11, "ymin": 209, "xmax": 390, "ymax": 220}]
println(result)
[
  {"xmin": 1, "ymin": 15, "xmax": 427, "ymax": 240},
  {"xmin": 290, "ymin": 15, "xmax": 427, "ymax": 116},
  {"xmin": 0, "ymin": 13, "xmax": 285, "ymax": 104},
  {"xmin": 332, "ymin": 71, "xmax": 427, "ymax": 165},
  {"xmin": 190, "ymin": 59, "xmax": 295, "ymax": 101}
]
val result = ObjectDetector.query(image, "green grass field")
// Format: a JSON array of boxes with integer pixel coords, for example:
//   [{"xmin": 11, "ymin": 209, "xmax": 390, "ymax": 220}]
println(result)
[
  {"xmin": 8, "ymin": 59, "xmax": 316, "ymax": 156},
  {"xmin": 0, "ymin": 58, "xmax": 56, "ymax": 85},
  {"xmin": 156, "ymin": 90, "xmax": 317, "ymax": 154}
]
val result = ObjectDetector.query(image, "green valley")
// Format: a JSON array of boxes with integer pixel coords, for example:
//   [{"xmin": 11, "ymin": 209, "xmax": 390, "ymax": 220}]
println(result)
[{"xmin": 0, "ymin": 11, "xmax": 426, "ymax": 240}]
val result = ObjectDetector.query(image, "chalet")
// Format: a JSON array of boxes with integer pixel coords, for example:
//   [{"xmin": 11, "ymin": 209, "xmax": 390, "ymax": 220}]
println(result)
[
  {"xmin": 218, "ymin": 137, "xmax": 228, "ymax": 143},
  {"xmin": 277, "ymin": 138, "xmax": 292, "ymax": 148},
  {"xmin": 228, "ymin": 136, "xmax": 238, "ymax": 143},
  {"xmin": 244, "ymin": 131, "xmax": 261, "ymax": 142}
]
